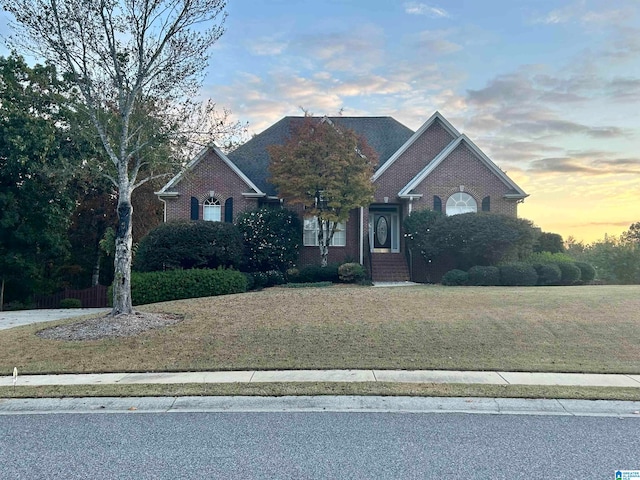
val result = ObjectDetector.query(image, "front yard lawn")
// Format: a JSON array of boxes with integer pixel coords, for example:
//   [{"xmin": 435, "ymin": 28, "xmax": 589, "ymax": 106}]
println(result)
[{"xmin": 0, "ymin": 285, "xmax": 638, "ymax": 375}]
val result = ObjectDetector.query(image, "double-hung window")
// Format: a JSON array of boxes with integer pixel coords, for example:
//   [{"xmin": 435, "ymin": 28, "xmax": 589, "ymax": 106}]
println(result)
[{"xmin": 303, "ymin": 217, "xmax": 346, "ymax": 247}]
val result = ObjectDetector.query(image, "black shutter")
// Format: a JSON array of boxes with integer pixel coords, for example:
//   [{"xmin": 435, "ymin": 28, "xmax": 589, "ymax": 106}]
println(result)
[
  {"xmin": 190, "ymin": 197, "xmax": 199, "ymax": 220},
  {"xmin": 482, "ymin": 196, "xmax": 490, "ymax": 212},
  {"xmin": 224, "ymin": 197, "xmax": 234, "ymax": 222},
  {"xmin": 433, "ymin": 196, "xmax": 442, "ymax": 213}
]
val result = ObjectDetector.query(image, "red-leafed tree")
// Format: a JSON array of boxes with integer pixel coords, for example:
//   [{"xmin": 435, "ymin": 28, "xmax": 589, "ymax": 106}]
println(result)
[{"xmin": 268, "ymin": 116, "xmax": 376, "ymax": 266}]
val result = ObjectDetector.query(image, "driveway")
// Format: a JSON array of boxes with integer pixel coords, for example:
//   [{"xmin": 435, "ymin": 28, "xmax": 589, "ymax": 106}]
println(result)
[{"xmin": 0, "ymin": 308, "xmax": 110, "ymax": 331}]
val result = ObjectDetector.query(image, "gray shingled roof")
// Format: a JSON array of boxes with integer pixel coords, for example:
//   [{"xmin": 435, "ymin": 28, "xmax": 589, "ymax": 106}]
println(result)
[{"xmin": 227, "ymin": 116, "xmax": 414, "ymax": 196}]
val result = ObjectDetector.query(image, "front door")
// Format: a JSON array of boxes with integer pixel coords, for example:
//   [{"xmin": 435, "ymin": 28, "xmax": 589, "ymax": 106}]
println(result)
[
  {"xmin": 369, "ymin": 205, "xmax": 400, "ymax": 253},
  {"xmin": 373, "ymin": 213, "xmax": 391, "ymax": 250}
]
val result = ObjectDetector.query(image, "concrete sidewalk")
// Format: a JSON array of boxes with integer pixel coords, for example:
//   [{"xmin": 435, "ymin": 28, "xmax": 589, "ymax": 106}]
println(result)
[
  {"xmin": 0, "ymin": 308, "xmax": 110, "ymax": 330},
  {"xmin": 2, "ymin": 369, "xmax": 640, "ymax": 388}
]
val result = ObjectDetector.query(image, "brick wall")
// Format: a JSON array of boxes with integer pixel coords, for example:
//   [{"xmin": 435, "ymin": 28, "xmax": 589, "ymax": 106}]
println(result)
[
  {"xmin": 296, "ymin": 206, "xmax": 362, "ymax": 266},
  {"xmin": 373, "ymin": 121, "xmax": 455, "ymax": 202},
  {"xmin": 162, "ymin": 149, "xmax": 260, "ymax": 222},
  {"xmin": 409, "ymin": 143, "xmax": 518, "ymax": 217}
]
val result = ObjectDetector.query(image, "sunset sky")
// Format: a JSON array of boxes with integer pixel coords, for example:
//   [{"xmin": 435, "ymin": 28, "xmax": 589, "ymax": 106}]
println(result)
[{"xmin": 2, "ymin": 0, "xmax": 639, "ymax": 243}]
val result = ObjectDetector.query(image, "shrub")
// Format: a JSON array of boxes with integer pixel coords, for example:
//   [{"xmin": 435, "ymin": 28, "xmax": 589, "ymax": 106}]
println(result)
[
  {"xmin": 289, "ymin": 264, "xmax": 340, "ymax": 283},
  {"xmin": 534, "ymin": 263, "xmax": 561, "ymax": 286},
  {"xmin": 282, "ymin": 281, "xmax": 333, "ymax": 289},
  {"xmin": 499, "ymin": 263, "xmax": 538, "ymax": 286},
  {"xmin": 574, "ymin": 261, "xmax": 596, "ymax": 284},
  {"xmin": 525, "ymin": 251, "xmax": 574, "ymax": 266},
  {"xmin": 441, "ymin": 269, "xmax": 468, "ymax": 286},
  {"xmin": 264, "ymin": 270, "xmax": 286, "ymax": 287},
  {"xmin": 60, "ymin": 298, "xmax": 82, "ymax": 308},
  {"xmin": 534, "ymin": 232, "xmax": 565, "ymax": 254},
  {"xmin": 243, "ymin": 272, "xmax": 256, "ymax": 291},
  {"xmin": 130, "ymin": 268, "xmax": 247, "ymax": 305},
  {"xmin": 467, "ymin": 266, "xmax": 500, "ymax": 286},
  {"xmin": 236, "ymin": 207, "xmax": 301, "ymax": 272},
  {"xmin": 134, "ymin": 221, "xmax": 243, "ymax": 272},
  {"xmin": 557, "ymin": 262, "xmax": 582, "ymax": 285},
  {"xmin": 338, "ymin": 263, "xmax": 366, "ymax": 283}
]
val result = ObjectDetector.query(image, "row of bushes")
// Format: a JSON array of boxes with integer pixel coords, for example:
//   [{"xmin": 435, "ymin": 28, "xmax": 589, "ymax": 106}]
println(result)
[
  {"xmin": 108, "ymin": 268, "xmax": 248, "ymax": 306},
  {"xmin": 243, "ymin": 262, "xmax": 367, "ymax": 290},
  {"xmin": 110, "ymin": 262, "xmax": 366, "ymax": 306},
  {"xmin": 442, "ymin": 261, "xmax": 596, "ymax": 287}
]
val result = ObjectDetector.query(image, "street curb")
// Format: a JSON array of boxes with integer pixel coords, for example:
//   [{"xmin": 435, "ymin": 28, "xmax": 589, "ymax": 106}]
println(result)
[{"xmin": 2, "ymin": 396, "xmax": 640, "ymax": 417}]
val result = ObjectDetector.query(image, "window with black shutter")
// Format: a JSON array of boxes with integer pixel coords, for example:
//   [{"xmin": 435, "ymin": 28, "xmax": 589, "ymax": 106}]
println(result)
[
  {"xmin": 433, "ymin": 195, "xmax": 442, "ymax": 213},
  {"xmin": 482, "ymin": 196, "xmax": 490, "ymax": 212},
  {"xmin": 190, "ymin": 197, "xmax": 199, "ymax": 220},
  {"xmin": 224, "ymin": 198, "xmax": 234, "ymax": 222}
]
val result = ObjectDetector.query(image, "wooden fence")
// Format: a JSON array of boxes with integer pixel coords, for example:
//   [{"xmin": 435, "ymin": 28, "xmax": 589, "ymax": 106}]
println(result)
[{"xmin": 34, "ymin": 285, "xmax": 109, "ymax": 309}]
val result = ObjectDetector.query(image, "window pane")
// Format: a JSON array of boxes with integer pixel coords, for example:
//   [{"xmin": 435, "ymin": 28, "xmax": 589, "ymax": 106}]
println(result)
[
  {"xmin": 204, "ymin": 205, "xmax": 221, "ymax": 221},
  {"xmin": 446, "ymin": 193, "xmax": 477, "ymax": 216},
  {"xmin": 303, "ymin": 217, "xmax": 317, "ymax": 246},
  {"xmin": 330, "ymin": 221, "xmax": 346, "ymax": 246}
]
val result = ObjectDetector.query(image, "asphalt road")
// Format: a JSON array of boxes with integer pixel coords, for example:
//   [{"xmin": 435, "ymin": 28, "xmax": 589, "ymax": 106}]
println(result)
[{"xmin": 1, "ymin": 412, "xmax": 637, "ymax": 479}]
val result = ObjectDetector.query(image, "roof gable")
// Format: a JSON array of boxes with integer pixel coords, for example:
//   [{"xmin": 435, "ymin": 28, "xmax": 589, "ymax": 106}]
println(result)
[
  {"xmin": 398, "ymin": 134, "xmax": 528, "ymax": 198},
  {"xmin": 372, "ymin": 111, "xmax": 460, "ymax": 182},
  {"xmin": 156, "ymin": 144, "xmax": 264, "ymax": 197}
]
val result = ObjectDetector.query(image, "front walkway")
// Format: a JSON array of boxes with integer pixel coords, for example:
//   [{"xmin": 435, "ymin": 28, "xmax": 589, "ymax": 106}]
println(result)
[{"xmin": 2, "ymin": 369, "xmax": 640, "ymax": 388}]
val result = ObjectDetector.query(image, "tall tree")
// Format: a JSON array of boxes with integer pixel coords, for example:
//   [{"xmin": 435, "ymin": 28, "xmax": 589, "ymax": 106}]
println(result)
[
  {"xmin": 268, "ymin": 116, "xmax": 376, "ymax": 266},
  {"xmin": 3, "ymin": 0, "xmax": 231, "ymax": 314},
  {"xmin": 0, "ymin": 55, "xmax": 79, "ymax": 308}
]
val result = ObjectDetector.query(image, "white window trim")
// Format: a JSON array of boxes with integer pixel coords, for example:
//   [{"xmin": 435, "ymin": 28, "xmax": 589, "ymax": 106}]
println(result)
[
  {"xmin": 303, "ymin": 216, "xmax": 346, "ymax": 247},
  {"xmin": 203, "ymin": 197, "xmax": 221, "ymax": 222}
]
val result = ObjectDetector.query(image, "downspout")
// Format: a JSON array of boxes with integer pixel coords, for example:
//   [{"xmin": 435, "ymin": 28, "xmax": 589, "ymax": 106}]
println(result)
[{"xmin": 159, "ymin": 198, "xmax": 167, "ymax": 222}]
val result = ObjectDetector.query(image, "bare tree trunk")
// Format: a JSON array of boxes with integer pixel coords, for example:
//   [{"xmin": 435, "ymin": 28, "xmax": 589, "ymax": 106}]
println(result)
[{"xmin": 112, "ymin": 188, "xmax": 134, "ymax": 315}]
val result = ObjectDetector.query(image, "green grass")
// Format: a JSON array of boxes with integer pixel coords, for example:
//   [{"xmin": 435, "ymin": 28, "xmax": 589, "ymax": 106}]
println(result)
[
  {"xmin": 0, "ymin": 285, "xmax": 639, "ymax": 375},
  {"xmin": 2, "ymin": 383, "xmax": 640, "ymax": 401}
]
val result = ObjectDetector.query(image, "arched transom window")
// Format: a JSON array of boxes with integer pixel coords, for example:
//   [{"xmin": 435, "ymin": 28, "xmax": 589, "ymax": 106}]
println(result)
[
  {"xmin": 203, "ymin": 197, "xmax": 221, "ymax": 222},
  {"xmin": 446, "ymin": 192, "xmax": 477, "ymax": 216}
]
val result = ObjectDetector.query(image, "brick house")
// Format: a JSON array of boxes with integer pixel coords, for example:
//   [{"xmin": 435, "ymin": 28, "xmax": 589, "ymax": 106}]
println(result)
[{"xmin": 156, "ymin": 112, "xmax": 528, "ymax": 282}]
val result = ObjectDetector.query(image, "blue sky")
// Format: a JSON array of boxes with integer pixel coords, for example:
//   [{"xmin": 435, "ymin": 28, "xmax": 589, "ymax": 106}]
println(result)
[{"xmin": 2, "ymin": 0, "xmax": 639, "ymax": 242}]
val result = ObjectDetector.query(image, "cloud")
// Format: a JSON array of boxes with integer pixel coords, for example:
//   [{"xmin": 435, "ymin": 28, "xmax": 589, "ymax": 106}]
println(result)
[
  {"xmin": 529, "ymin": 158, "xmax": 602, "ymax": 174},
  {"xmin": 404, "ymin": 3, "xmax": 450, "ymax": 18},
  {"xmin": 534, "ymin": 2, "xmax": 632, "ymax": 27},
  {"xmin": 289, "ymin": 24, "xmax": 385, "ymax": 72},
  {"xmin": 413, "ymin": 30, "xmax": 462, "ymax": 55},
  {"xmin": 528, "ymin": 153, "xmax": 640, "ymax": 175},
  {"xmin": 247, "ymin": 37, "xmax": 288, "ymax": 56}
]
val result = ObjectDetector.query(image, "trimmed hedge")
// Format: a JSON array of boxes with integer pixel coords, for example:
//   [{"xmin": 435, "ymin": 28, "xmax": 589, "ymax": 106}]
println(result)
[
  {"xmin": 574, "ymin": 261, "xmax": 596, "ymax": 284},
  {"xmin": 467, "ymin": 266, "xmax": 500, "ymax": 286},
  {"xmin": 134, "ymin": 221, "xmax": 243, "ymax": 272},
  {"xmin": 534, "ymin": 263, "xmax": 561, "ymax": 286},
  {"xmin": 441, "ymin": 269, "xmax": 468, "ymax": 286},
  {"xmin": 499, "ymin": 263, "xmax": 538, "ymax": 286},
  {"xmin": 282, "ymin": 281, "xmax": 333, "ymax": 289},
  {"xmin": 129, "ymin": 268, "xmax": 247, "ymax": 305},
  {"xmin": 557, "ymin": 262, "xmax": 582, "ymax": 285},
  {"xmin": 247, "ymin": 270, "xmax": 286, "ymax": 290},
  {"xmin": 338, "ymin": 263, "xmax": 366, "ymax": 283},
  {"xmin": 60, "ymin": 298, "xmax": 82, "ymax": 308},
  {"xmin": 287, "ymin": 264, "xmax": 340, "ymax": 283}
]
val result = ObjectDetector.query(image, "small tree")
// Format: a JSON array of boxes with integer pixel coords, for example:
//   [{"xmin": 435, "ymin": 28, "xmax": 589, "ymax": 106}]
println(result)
[
  {"xmin": 534, "ymin": 232, "xmax": 565, "ymax": 253},
  {"xmin": 268, "ymin": 116, "xmax": 376, "ymax": 266},
  {"xmin": 3, "ymin": 0, "xmax": 235, "ymax": 315}
]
